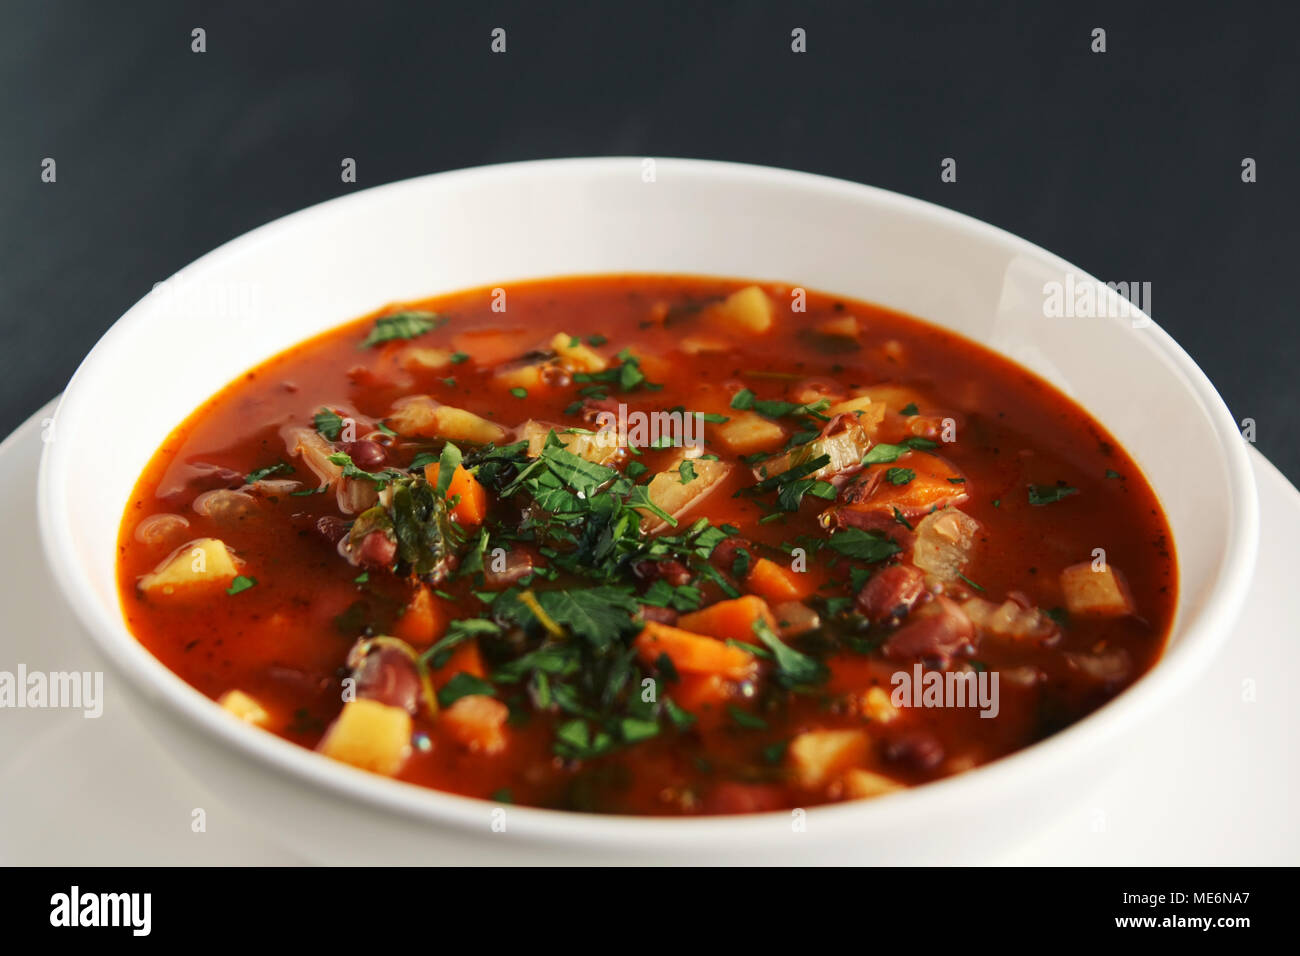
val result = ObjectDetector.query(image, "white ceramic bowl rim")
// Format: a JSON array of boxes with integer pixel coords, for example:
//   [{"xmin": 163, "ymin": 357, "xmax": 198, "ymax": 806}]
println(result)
[{"xmin": 38, "ymin": 158, "xmax": 1258, "ymax": 850}]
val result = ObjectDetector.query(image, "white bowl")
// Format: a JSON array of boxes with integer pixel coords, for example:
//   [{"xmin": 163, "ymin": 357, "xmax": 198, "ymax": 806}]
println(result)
[{"xmin": 38, "ymin": 158, "xmax": 1257, "ymax": 864}]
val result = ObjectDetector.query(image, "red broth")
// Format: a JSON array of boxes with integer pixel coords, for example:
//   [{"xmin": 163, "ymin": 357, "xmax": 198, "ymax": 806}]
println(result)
[{"xmin": 116, "ymin": 275, "xmax": 1175, "ymax": 815}]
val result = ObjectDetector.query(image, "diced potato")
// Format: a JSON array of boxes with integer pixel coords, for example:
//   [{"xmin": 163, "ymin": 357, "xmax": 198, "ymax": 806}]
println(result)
[
  {"xmin": 861, "ymin": 686, "xmax": 898, "ymax": 724},
  {"xmin": 517, "ymin": 419, "xmax": 622, "ymax": 465},
  {"xmin": 678, "ymin": 595, "xmax": 777, "ymax": 644},
  {"xmin": 218, "ymin": 689, "xmax": 270, "ymax": 727},
  {"xmin": 139, "ymin": 537, "xmax": 240, "ymax": 595},
  {"xmin": 843, "ymin": 768, "xmax": 904, "ymax": 799},
  {"xmin": 639, "ymin": 454, "xmax": 730, "ymax": 532},
  {"xmin": 435, "ymin": 405, "xmax": 508, "ymax": 444},
  {"xmin": 1060, "ymin": 563, "xmax": 1135, "ymax": 617},
  {"xmin": 679, "ymin": 335, "xmax": 730, "ymax": 355},
  {"xmin": 912, "ymin": 508, "xmax": 981, "ymax": 581},
  {"xmin": 387, "ymin": 395, "xmax": 440, "ymax": 436},
  {"xmin": 404, "ymin": 347, "xmax": 453, "ymax": 371},
  {"xmin": 713, "ymin": 411, "xmax": 786, "ymax": 456},
  {"xmin": 550, "ymin": 332, "xmax": 607, "ymax": 372},
  {"xmin": 961, "ymin": 596, "xmax": 1058, "ymax": 641},
  {"xmin": 817, "ymin": 315, "xmax": 860, "ymax": 338},
  {"xmin": 826, "ymin": 395, "xmax": 886, "ymax": 432},
  {"xmin": 709, "ymin": 285, "xmax": 774, "ymax": 334},
  {"xmin": 634, "ymin": 621, "xmax": 758, "ymax": 679},
  {"xmin": 852, "ymin": 384, "xmax": 930, "ymax": 415},
  {"xmin": 441, "ymin": 695, "xmax": 509, "ymax": 755},
  {"xmin": 317, "ymin": 699, "xmax": 412, "ymax": 776},
  {"xmin": 788, "ymin": 729, "xmax": 870, "ymax": 789},
  {"xmin": 493, "ymin": 362, "xmax": 546, "ymax": 390}
]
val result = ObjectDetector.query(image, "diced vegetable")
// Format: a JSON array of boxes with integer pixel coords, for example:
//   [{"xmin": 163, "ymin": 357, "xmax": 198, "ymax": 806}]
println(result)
[
  {"xmin": 679, "ymin": 335, "xmax": 730, "ymax": 355},
  {"xmin": 912, "ymin": 507, "xmax": 981, "ymax": 581},
  {"xmin": 707, "ymin": 285, "xmax": 774, "ymax": 333},
  {"xmin": 404, "ymin": 347, "xmax": 453, "ymax": 371},
  {"xmin": 389, "ymin": 397, "xmax": 508, "ymax": 444},
  {"xmin": 218, "ymin": 689, "xmax": 270, "ymax": 727},
  {"xmin": 670, "ymin": 672, "xmax": 731, "ymax": 728},
  {"xmin": 837, "ymin": 452, "xmax": 969, "ymax": 520},
  {"xmin": 430, "ymin": 639, "xmax": 487, "ymax": 689},
  {"xmin": 391, "ymin": 585, "xmax": 447, "ymax": 647},
  {"xmin": 787, "ymin": 729, "xmax": 869, "ymax": 789},
  {"xmin": 1060, "ymin": 563, "xmax": 1135, "ymax": 617},
  {"xmin": 441, "ymin": 695, "xmax": 509, "ymax": 754},
  {"xmin": 550, "ymin": 332, "xmax": 607, "ymax": 372},
  {"xmin": 712, "ymin": 411, "xmax": 786, "ymax": 456},
  {"xmin": 517, "ymin": 419, "xmax": 621, "ymax": 465},
  {"xmin": 825, "ymin": 395, "xmax": 885, "ymax": 431},
  {"xmin": 851, "ymin": 384, "xmax": 930, "ymax": 415},
  {"xmin": 816, "ymin": 315, "xmax": 860, "ymax": 338},
  {"xmin": 860, "ymin": 686, "xmax": 898, "ymax": 724},
  {"xmin": 317, "ymin": 699, "xmax": 412, "ymax": 776},
  {"xmin": 424, "ymin": 462, "xmax": 488, "ymax": 525},
  {"xmin": 139, "ymin": 537, "xmax": 240, "ymax": 595},
  {"xmin": 639, "ymin": 454, "xmax": 730, "ymax": 532},
  {"xmin": 635, "ymin": 620, "xmax": 758, "ymax": 679},
  {"xmin": 842, "ymin": 768, "xmax": 904, "ymax": 799},
  {"xmin": 759, "ymin": 420, "xmax": 870, "ymax": 482},
  {"xmin": 432, "ymin": 405, "xmax": 508, "ymax": 444},
  {"xmin": 678, "ymin": 595, "xmax": 777, "ymax": 644},
  {"xmin": 746, "ymin": 557, "xmax": 813, "ymax": 602},
  {"xmin": 493, "ymin": 361, "xmax": 547, "ymax": 390},
  {"xmin": 961, "ymin": 596, "xmax": 1058, "ymax": 641}
]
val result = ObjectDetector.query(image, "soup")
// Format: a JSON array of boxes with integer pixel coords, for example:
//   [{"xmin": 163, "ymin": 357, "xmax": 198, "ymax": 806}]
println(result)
[{"xmin": 116, "ymin": 275, "xmax": 1175, "ymax": 815}]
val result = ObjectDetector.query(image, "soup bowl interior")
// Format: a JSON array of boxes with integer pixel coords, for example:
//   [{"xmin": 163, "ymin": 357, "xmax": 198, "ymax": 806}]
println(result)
[{"xmin": 37, "ymin": 158, "xmax": 1257, "ymax": 863}]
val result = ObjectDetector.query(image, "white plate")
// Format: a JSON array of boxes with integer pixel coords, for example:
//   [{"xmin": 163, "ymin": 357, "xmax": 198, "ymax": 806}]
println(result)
[{"xmin": 2, "ymin": 399, "xmax": 1294, "ymax": 865}]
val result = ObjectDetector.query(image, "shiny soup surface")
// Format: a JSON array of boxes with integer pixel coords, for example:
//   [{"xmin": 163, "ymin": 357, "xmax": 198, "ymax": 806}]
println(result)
[{"xmin": 117, "ymin": 275, "xmax": 1176, "ymax": 815}]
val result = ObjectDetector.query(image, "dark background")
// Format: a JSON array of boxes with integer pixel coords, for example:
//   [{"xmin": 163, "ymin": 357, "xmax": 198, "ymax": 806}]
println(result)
[{"xmin": 3, "ymin": 1, "xmax": 1297, "ymax": 479}]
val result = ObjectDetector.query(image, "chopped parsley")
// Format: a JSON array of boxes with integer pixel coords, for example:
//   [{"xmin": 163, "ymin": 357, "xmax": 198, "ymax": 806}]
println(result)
[{"xmin": 359, "ymin": 310, "xmax": 445, "ymax": 349}]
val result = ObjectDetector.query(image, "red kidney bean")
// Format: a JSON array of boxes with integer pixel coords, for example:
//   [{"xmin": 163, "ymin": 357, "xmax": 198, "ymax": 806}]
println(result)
[
  {"xmin": 857, "ymin": 564, "xmax": 926, "ymax": 623},
  {"xmin": 709, "ymin": 536, "xmax": 754, "ymax": 572},
  {"xmin": 357, "ymin": 530, "xmax": 396, "ymax": 568},
  {"xmin": 314, "ymin": 515, "xmax": 349, "ymax": 544},
  {"xmin": 882, "ymin": 730, "xmax": 946, "ymax": 772},
  {"xmin": 342, "ymin": 439, "xmax": 387, "ymax": 470},
  {"xmin": 633, "ymin": 558, "xmax": 692, "ymax": 587},
  {"xmin": 638, "ymin": 604, "xmax": 679, "ymax": 626},
  {"xmin": 350, "ymin": 644, "xmax": 423, "ymax": 715},
  {"xmin": 883, "ymin": 595, "xmax": 974, "ymax": 667}
]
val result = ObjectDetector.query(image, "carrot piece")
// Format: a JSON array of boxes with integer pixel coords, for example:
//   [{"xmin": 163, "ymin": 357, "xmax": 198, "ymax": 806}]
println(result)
[
  {"xmin": 677, "ymin": 595, "xmax": 778, "ymax": 645},
  {"xmin": 424, "ymin": 463, "xmax": 489, "ymax": 526},
  {"xmin": 670, "ymin": 673, "xmax": 732, "ymax": 730},
  {"xmin": 431, "ymin": 639, "xmax": 486, "ymax": 690},
  {"xmin": 391, "ymin": 585, "xmax": 447, "ymax": 648},
  {"xmin": 635, "ymin": 621, "xmax": 757, "ymax": 679},
  {"xmin": 441, "ymin": 695, "xmax": 509, "ymax": 755},
  {"xmin": 745, "ymin": 557, "xmax": 815, "ymax": 602}
]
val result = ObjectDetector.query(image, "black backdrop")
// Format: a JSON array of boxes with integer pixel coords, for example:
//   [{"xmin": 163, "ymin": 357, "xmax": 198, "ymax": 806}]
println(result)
[{"xmin": 3, "ymin": 1, "xmax": 1297, "ymax": 479}]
